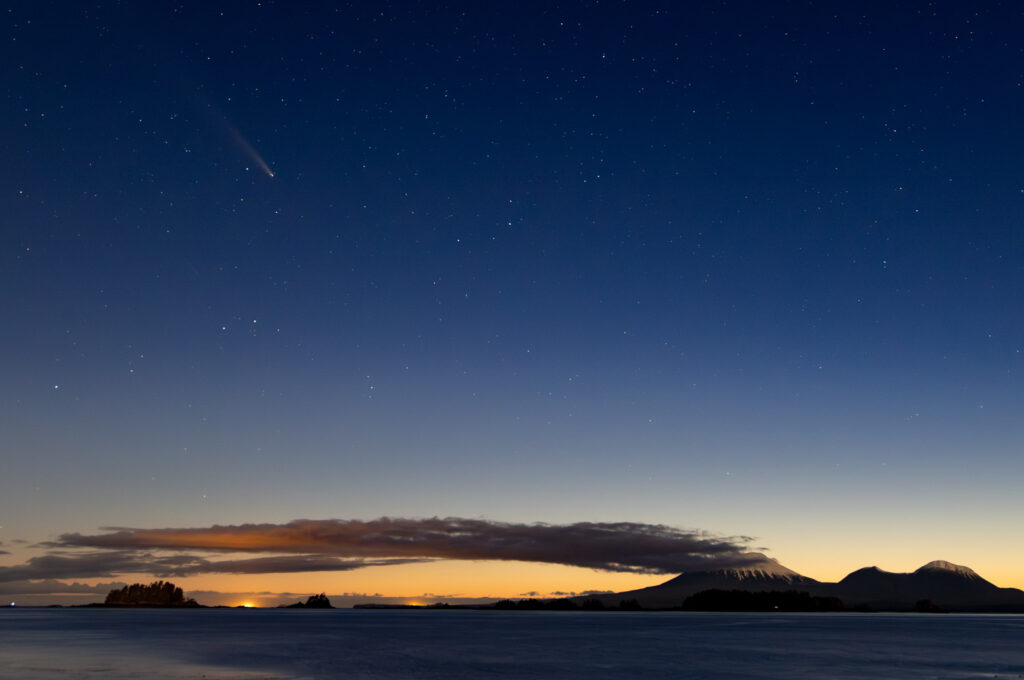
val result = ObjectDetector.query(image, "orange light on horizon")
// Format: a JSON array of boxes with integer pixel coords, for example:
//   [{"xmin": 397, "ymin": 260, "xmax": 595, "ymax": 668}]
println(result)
[{"xmin": 169, "ymin": 559, "xmax": 669, "ymax": 602}]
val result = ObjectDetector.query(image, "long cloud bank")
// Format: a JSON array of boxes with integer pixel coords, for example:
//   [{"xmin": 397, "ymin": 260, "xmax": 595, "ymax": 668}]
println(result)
[{"xmin": 47, "ymin": 517, "xmax": 755, "ymax": 575}]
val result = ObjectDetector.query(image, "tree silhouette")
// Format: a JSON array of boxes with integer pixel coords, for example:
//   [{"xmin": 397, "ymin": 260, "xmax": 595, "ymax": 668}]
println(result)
[
  {"xmin": 681, "ymin": 589, "xmax": 844, "ymax": 612},
  {"xmin": 283, "ymin": 593, "xmax": 334, "ymax": 608},
  {"xmin": 103, "ymin": 581, "xmax": 198, "ymax": 607}
]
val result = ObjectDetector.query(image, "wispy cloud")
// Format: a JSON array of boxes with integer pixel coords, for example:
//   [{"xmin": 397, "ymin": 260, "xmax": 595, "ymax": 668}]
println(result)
[
  {"xmin": 55, "ymin": 517, "xmax": 754, "ymax": 575},
  {"xmin": 0, "ymin": 579, "xmax": 126, "ymax": 595},
  {"xmin": 0, "ymin": 551, "xmax": 424, "ymax": 582}
]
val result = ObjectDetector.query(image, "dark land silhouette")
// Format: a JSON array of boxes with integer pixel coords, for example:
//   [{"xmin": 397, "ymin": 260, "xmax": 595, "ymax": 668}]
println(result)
[
  {"xmin": 64, "ymin": 558, "xmax": 1022, "ymax": 613},
  {"xmin": 571, "ymin": 556, "xmax": 1024, "ymax": 612},
  {"xmin": 681, "ymin": 589, "xmax": 846, "ymax": 612},
  {"xmin": 281, "ymin": 593, "xmax": 334, "ymax": 609},
  {"xmin": 101, "ymin": 581, "xmax": 199, "ymax": 607}
]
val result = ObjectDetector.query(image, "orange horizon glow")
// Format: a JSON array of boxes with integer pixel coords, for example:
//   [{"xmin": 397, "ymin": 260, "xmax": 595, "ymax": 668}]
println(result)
[
  {"xmin": 93, "ymin": 552, "xmax": 1022, "ymax": 606},
  {"xmin": 166, "ymin": 560, "xmax": 670, "ymax": 601},
  {"xmin": 3, "ymin": 547, "xmax": 1024, "ymax": 607}
]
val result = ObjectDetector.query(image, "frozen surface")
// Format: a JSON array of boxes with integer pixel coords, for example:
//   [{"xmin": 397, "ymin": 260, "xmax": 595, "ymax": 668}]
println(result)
[{"xmin": 2, "ymin": 608, "xmax": 1023, "ymax": 679}]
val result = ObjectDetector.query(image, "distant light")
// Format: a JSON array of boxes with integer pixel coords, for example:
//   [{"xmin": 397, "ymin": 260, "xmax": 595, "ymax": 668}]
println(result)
[
  {"xmin": 9, "ymin": 602, "xmax": 14, "ymax": 607},
  {"xmin": 242, "ymin": 603, "xmax": 254, "ymax": 608}
]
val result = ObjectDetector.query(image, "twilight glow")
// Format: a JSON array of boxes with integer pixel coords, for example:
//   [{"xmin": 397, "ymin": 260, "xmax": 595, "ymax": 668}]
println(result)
[{"xmin": 2, "ymin": 2, "xmax": 1023, "ymax": 606}]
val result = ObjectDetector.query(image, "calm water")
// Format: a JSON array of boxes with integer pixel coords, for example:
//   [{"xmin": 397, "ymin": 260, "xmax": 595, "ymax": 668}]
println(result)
[{"xmin": 2, "ymin": 608, "xmax": 1023, "ymax": 679}]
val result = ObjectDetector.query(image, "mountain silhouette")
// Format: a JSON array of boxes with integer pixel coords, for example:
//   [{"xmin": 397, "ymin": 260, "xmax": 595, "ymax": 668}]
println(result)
[
  {"xmin": 582, "ymin": 555, "xmax": 1024, "ymax": 611},
  {"xmin": 823, "ymin": 560, "xmax": 1024, "ymax": 611},
  {"xmin": 577, "ymin": 553, "xmax": 819, "ymax": 609}
]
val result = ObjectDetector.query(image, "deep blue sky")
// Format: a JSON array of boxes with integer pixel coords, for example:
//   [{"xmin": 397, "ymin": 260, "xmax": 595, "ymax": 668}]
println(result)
[{"xmin": 2, "ymin": 1, "xmax": 1023, "ymax": 591}]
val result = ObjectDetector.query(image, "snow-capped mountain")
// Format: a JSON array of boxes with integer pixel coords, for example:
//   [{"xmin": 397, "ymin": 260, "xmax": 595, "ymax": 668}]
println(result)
[
  {"xmin": 914, "ymin": 560, "xmax": 982, "ymax": 580},
  {"xmin": 579, "ymin": 557, "xmax": 1024, "ymax": 611},
  {"xmin": 708, "ymin": 554, "xmax": 810, "ymax": 583},
  {"xmin": 576, "ymin": 553, "xmax": 819, "ymax": 609}
]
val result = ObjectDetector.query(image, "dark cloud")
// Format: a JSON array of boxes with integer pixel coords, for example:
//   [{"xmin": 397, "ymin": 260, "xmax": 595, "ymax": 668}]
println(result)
[
  {"xmin": 1, "ymin": 518, "xmax": 755, "ymax": 585},
  {"xmin": 0, "ymin": 579, "xmax": 126, "ymax": 595},
  {"xmin": 0, "ymin": 552, "xmax": 156, "ymax": 582},
  {"xmin": 0, "ymin": 550, "xmax": 9, "ymax": 555},
  {"xmin": 57, "ymin": 517, "xmax": 754, "ymax": 574},
  {"xmin": 0, "ymin": 551, "xmax": 424, "ymax": 582}
]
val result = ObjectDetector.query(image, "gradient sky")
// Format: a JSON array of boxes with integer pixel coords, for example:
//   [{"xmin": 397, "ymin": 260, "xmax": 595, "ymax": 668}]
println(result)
[{"xmin": 2, "ymin": 1, "xmax": 1023, "ymax": 605}]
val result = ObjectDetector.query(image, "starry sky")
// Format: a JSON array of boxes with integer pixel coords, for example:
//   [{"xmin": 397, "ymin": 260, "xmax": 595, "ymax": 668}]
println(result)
[{"xmin": 2, "ymin": 1, "xmax": 1023, "ymax": 604}]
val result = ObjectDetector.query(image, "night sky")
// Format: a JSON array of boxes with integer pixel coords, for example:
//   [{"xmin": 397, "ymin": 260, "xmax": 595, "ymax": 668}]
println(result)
[{"xmin": 3, "ymin": 1, "xmax": 1023, "ymax": 604}]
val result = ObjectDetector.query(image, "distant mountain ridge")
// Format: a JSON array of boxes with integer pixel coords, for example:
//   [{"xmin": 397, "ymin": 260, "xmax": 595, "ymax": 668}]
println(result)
[
  {"xmin": 578, "ymin": 555, "xmax": 1024, "ymax": 611},
  {"xmin": 826, "ymin": 559, "xmax": 1024, "ymax": 611}
]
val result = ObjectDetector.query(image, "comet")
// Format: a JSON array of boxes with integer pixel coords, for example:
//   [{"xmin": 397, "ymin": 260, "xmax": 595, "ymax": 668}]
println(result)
[{"xmin": 226, "ymin": 122, "xmax": 275, "ymax": 178}]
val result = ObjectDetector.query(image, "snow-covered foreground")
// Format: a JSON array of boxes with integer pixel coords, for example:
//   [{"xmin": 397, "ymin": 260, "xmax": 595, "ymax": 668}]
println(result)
[{"xmin": 2, "ymin": 608, "xmax": 1023, "ymax": 679}]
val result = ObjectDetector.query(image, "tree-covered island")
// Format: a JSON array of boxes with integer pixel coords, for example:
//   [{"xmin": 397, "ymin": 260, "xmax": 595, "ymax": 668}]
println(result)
[{"xmin": 101, "ymin": 581, "xmax": 200, "ymax": 607}]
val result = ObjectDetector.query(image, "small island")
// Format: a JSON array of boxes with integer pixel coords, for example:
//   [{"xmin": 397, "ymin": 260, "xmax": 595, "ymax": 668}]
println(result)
[
  {"xmin": 100, "ymin": 581, "xmax": 200, "ymax": 607},
  {"xmin": 280, "ymin": 593, "xmax": 334, "ymax": 609}
]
